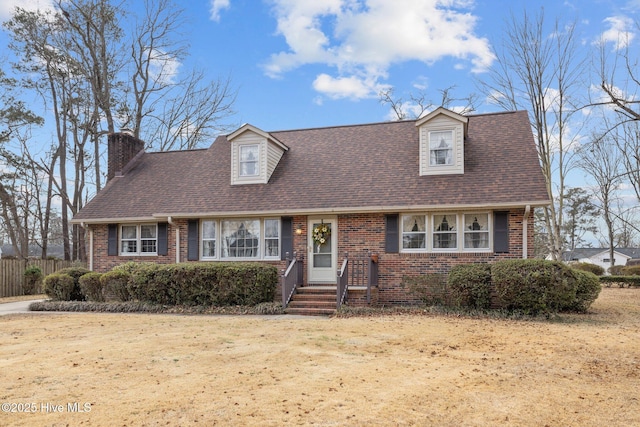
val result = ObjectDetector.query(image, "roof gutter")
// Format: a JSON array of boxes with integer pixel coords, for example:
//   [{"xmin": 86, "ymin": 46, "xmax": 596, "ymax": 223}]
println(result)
[{"xmin": 71, "ymin": 202, "xmax": 550, "ymax": 224}]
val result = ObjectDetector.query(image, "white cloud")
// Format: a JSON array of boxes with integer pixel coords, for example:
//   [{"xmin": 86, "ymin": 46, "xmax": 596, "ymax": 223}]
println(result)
[
  {"xmin": 209, "ymin": 0, "xmax": 230, "ymax": 22},
  {"xmin": 599, "ymin": 15, "xmax": 636, "ymax": 51},
  {"xmin": 312, "ymin": 73, "xmax": 390, "ymax": 100},
  {"xmin": 145, "ymin": 48, "xmax": 181, "ymax": 86},
  {"xmin": 263, "ymin": 0, "xmax": 494, "ymax": 100},
  {"xmin": 0, "ymin": 0, "xmax": 56, "ymax": 21}
]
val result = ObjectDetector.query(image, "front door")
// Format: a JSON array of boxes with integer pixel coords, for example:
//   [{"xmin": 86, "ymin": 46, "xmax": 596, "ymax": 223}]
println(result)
[{"xmin": 308, "ymin": 217, "xmax": 337, "ymax": 284}]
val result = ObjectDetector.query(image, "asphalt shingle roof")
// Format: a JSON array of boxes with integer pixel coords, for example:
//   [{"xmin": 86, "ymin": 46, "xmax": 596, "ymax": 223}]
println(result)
[{"xmin": 73, "ymin": 110, "xmax": 550, "ymax": 222}]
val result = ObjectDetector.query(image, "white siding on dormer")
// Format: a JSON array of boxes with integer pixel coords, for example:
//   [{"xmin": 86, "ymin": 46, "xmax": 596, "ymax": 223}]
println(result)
[
  {"xmin": 419, "ymin": 114, "xmax": 465, "ymax": 176},
  {"xmin": 267, "ymin": 140, "xmax": 285, "ymax": 179},
  {"xmin": 230, "ymin": 127, "xmax": 287, "ymax": 185}
]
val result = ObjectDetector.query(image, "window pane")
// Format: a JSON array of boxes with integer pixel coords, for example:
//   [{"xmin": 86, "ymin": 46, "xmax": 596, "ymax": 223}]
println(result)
[
  {"xmin": 402, "ymin": 215, "xmax": 426, "ymax": 249},
  {"xmin": 265, "ymin": 219, "xmax": 279, "ymax": 238},
  {"xmin": 121, "ymin": 240, "xmax": 137, "ymax": 253},
  {"xmin": 202, "ymin": 220, "xmax": 216, "ymax": 239},
  {"xmin": 202, "ymin": 220, "xmax": 217, "ymax": 258},
  {"xmin": 121, "ymin": 225, "xmax": 137, "ymax": 239},
  {"xmin": 222, "ymin": 220, "xmax": 259, "ymax": 258},
  {"xmin": 264, "ymin": 219, "xmax": 279, "ymax": 257},
  {"xmin": 140, "ymin": 225, "xmax": 156, "ymax": 238},
  {"xmin": 141, "ymin": 240, "xmax": 157, "ymax": 253},
  {"xmin": 265, "ymin": 239, "xmax": 279, "ymax": 257},
  {"xmin": 203, "ymin": 240, "xmax": 216, "ymax": 258},
  {"xmin": 430, "ymin": 131, "xmax": 453, "ymax": 165},
  {"xmin": 240, "ymin": 145, "xmax": 259, "ymax": 177},
  {"xmin": 464, "ymin": 214, "xmax": 489, "ymax": 249},
  {"xmin": 433, "ymin": 214, "xmax": 457, "ymax": 249}
]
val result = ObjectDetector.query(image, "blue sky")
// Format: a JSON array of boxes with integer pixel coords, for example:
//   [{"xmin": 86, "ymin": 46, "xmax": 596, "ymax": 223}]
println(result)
[{"xmin": 0, "ymin": 0, "xmax": 638, "ymax": 132}]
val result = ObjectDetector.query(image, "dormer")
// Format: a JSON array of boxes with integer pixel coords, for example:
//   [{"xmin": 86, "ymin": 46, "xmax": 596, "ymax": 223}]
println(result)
[
  {"xmin": 416, "ymin": 107, "xmax": 468, "ymax": 176},
  {"xmin": 228, "ymin": 124, "xmax": 288, "ymax": 185}
]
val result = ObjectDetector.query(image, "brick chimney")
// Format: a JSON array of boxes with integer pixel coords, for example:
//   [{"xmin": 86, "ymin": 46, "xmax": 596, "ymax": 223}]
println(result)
[{"xmin": 107, "ymin": 131, "xmax": 145, "ymax": 181}]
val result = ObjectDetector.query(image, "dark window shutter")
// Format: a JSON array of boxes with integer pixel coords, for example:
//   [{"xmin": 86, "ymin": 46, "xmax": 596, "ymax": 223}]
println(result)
[
  {"xmin": 494, "ymin": 211, "xmax": 509, "ymax": 253},
  {"xmin": 280, "ymin": 217, "xmax": 293, "ymax": 260},
  {"xmin": 385, "ymin": 214, "xmax": 399, "ymax": 253},
  {"xmin": 108, "ymin": 224, "xmax": 118, "ymax": 256},
  {"xmin": 187, "ymin": 220, "xmax": 199, "ymax": 261},
  {"xmin": 157, "ymin": 223, "xmax": 168, "ymax": 256}
]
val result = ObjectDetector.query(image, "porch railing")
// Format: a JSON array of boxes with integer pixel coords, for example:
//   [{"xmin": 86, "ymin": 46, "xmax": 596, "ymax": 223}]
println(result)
[
  {"xmin": 337, "ymin": 252, "xmax": 379, "ymax": 308},
  {"xmin": 281, "ymin": 252, "xmax": 303, "ymax": 307}
]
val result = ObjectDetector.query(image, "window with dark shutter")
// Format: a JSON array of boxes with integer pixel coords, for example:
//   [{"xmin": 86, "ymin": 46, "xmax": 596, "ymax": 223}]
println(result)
[
  {"xmin": 187, "ymin": 220, "xmax": 199, "ymax": 261},
  {"xmin": 385, "ymin": 214, "xmax": 399, "ymax": 253},
  {"xmin": 280, "ymin": 217, "xmax": 293, "ymax": 260},
  {"xmin": 157, "ymin": 223, "xmax": 168, "ymax": 256},
  {"xmin": 493, "ymin": 211, "xmax": 509, "ymax": 253}
]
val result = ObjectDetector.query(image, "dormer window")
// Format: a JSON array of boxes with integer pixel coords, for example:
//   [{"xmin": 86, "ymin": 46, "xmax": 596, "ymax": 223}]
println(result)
[
  {"xmin": 228, "ymin": 124, "xmax": 288, "ymax": 185},
  {"xmin": 430, "ymin": 130, "xmax": 453, "ymax": 166},
  {"xmin": 239, "ymin": 144, "xmax": 259, "ymax": 177},
  {"xmin": 416, "ymin": 107, "xmax": 467, "ymax": 176}
]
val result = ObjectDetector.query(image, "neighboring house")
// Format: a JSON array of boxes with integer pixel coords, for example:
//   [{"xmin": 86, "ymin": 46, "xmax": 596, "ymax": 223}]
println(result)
[
  {"xmin": 71, "ymin": 107, "xmax": 550, "ymax": 307},
  {"xmin": 561, "ymin": 248, "xmax": 640, "ymax": 272}
]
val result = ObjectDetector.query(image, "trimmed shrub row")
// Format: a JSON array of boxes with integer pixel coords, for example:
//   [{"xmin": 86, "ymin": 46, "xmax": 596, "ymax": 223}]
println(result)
[
  {"xmin": 600, "ymin": 275, "xmax": 640, "ymax": 287},
  {"xmin": 43, "ymin": 262, "xmax": 278, "ymax": 307},
  {"xmin": 407, "ymin": 259, "xmax": 602, "ymax": 315}
]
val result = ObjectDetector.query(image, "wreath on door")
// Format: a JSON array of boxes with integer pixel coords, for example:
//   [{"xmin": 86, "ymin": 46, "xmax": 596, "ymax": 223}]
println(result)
[{"xmin": 312, "ymin": 224, "xmax": 331, "ymax": 246}]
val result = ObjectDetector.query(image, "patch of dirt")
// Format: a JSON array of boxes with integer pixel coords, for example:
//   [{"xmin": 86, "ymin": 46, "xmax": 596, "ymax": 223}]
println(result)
[{"xmin": 0, "ymin": 288, "xmax": 639, "ymax": 426}]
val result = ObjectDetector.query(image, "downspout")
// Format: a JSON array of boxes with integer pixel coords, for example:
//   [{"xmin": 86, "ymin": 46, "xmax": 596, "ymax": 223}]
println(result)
[
  {"xmin": 168, "ymin": 217, "xmax": 179, "ymax": 263},
  {"xmin": 523, "ymin": 205, "xmax": 531, "ymax": 259},
  {"xmin": 82, "ymin": 223, "xmax": 93, "ymax": 271}
]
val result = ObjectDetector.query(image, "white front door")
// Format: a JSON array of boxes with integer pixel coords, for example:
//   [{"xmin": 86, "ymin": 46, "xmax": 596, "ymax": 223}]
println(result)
[{"xmin": 308, "ymin": 217, "xmax": 337, "ymax": 284}]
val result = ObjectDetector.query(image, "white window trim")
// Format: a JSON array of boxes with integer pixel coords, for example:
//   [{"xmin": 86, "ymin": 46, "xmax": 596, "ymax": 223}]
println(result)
[
  {"xmin": 199, "ymin": 218, "xmax": 281, "ymax": 261},
  {"xmin": 399, "ymin": 213, "xmax": 493, "ymax": 253},
  {"xmin": 119, "ymin": 224, "xmax": 158, "ymax": 256}
]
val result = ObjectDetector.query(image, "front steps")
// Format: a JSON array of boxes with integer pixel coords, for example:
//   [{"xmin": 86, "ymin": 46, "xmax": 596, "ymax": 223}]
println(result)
[{"xmin": 284, "ymin": 285, "xmax": 337, "ymax": 316}]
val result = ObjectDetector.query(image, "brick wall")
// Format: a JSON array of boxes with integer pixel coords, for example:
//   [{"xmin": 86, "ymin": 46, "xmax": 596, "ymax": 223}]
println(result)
[{"xmin": 88, "ymin": 208, "xmax": 533, "ymax": 306}]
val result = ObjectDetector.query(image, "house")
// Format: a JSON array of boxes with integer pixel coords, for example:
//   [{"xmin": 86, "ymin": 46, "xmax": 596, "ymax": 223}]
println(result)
[
  {"xmin": 561, "ymin": 248, "xmax": 640, "ymax": 273},
  {"xmin": 71, "ymin": 107, "xmax": 550, "ymax": 310}
]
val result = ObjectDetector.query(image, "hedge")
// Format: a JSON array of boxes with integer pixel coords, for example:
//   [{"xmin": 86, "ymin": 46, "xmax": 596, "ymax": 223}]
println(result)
[
  {"xmin": 447, "ymin": 264, "xmax": 492, "ymax": 309},
  {"xmin": 121, "ymin": 262, "xmax": 278, "ymax": 306},
  {"xmin": 600, "ymin": 275, "xmax": 640, "ymax": 287},
  {"xmin": 492, "ymin": 259, "xmax": 577, "ymax": 315}
]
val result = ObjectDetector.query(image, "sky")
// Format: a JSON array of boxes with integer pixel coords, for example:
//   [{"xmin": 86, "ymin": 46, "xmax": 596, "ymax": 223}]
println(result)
[
  {"xmin": 1, "ymin": 0, "xmax": 638, "ymax": 133},
  {"xmin": 0, "ymin": 0, "xmax": 639, "ymax": 247}
]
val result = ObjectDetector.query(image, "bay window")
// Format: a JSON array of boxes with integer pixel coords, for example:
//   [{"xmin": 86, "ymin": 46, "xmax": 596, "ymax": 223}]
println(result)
[{"xmin": 199, "ymin": 218, "xmax": 280, "ymax": 260}]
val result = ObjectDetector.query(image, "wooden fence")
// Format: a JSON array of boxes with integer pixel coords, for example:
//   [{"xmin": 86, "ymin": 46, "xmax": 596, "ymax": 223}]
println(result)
[{"xmin": 0, "ymin": 259, "xmax": 84, "ymax": 298}]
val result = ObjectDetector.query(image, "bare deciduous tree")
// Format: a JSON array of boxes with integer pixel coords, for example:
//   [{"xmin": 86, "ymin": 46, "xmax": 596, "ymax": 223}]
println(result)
[
  {"xmin": 379, "ymin": 85, "xmax": 478, "ymax": 121},
  {"xmin": 478, "ymin": 9, "xmax": 585, "ymax": 260}
]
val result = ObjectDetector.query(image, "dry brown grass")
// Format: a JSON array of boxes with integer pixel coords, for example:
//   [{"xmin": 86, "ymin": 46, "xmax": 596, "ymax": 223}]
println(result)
[{"xmin": 1, "ymin": 288, "xmax": 639, "ymax": 426}]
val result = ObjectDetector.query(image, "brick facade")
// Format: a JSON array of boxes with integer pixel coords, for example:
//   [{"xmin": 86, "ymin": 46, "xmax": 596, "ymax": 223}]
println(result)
[{"xmin": 88, "ymin": 208, "xmax": 534, "ymax": 306}]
